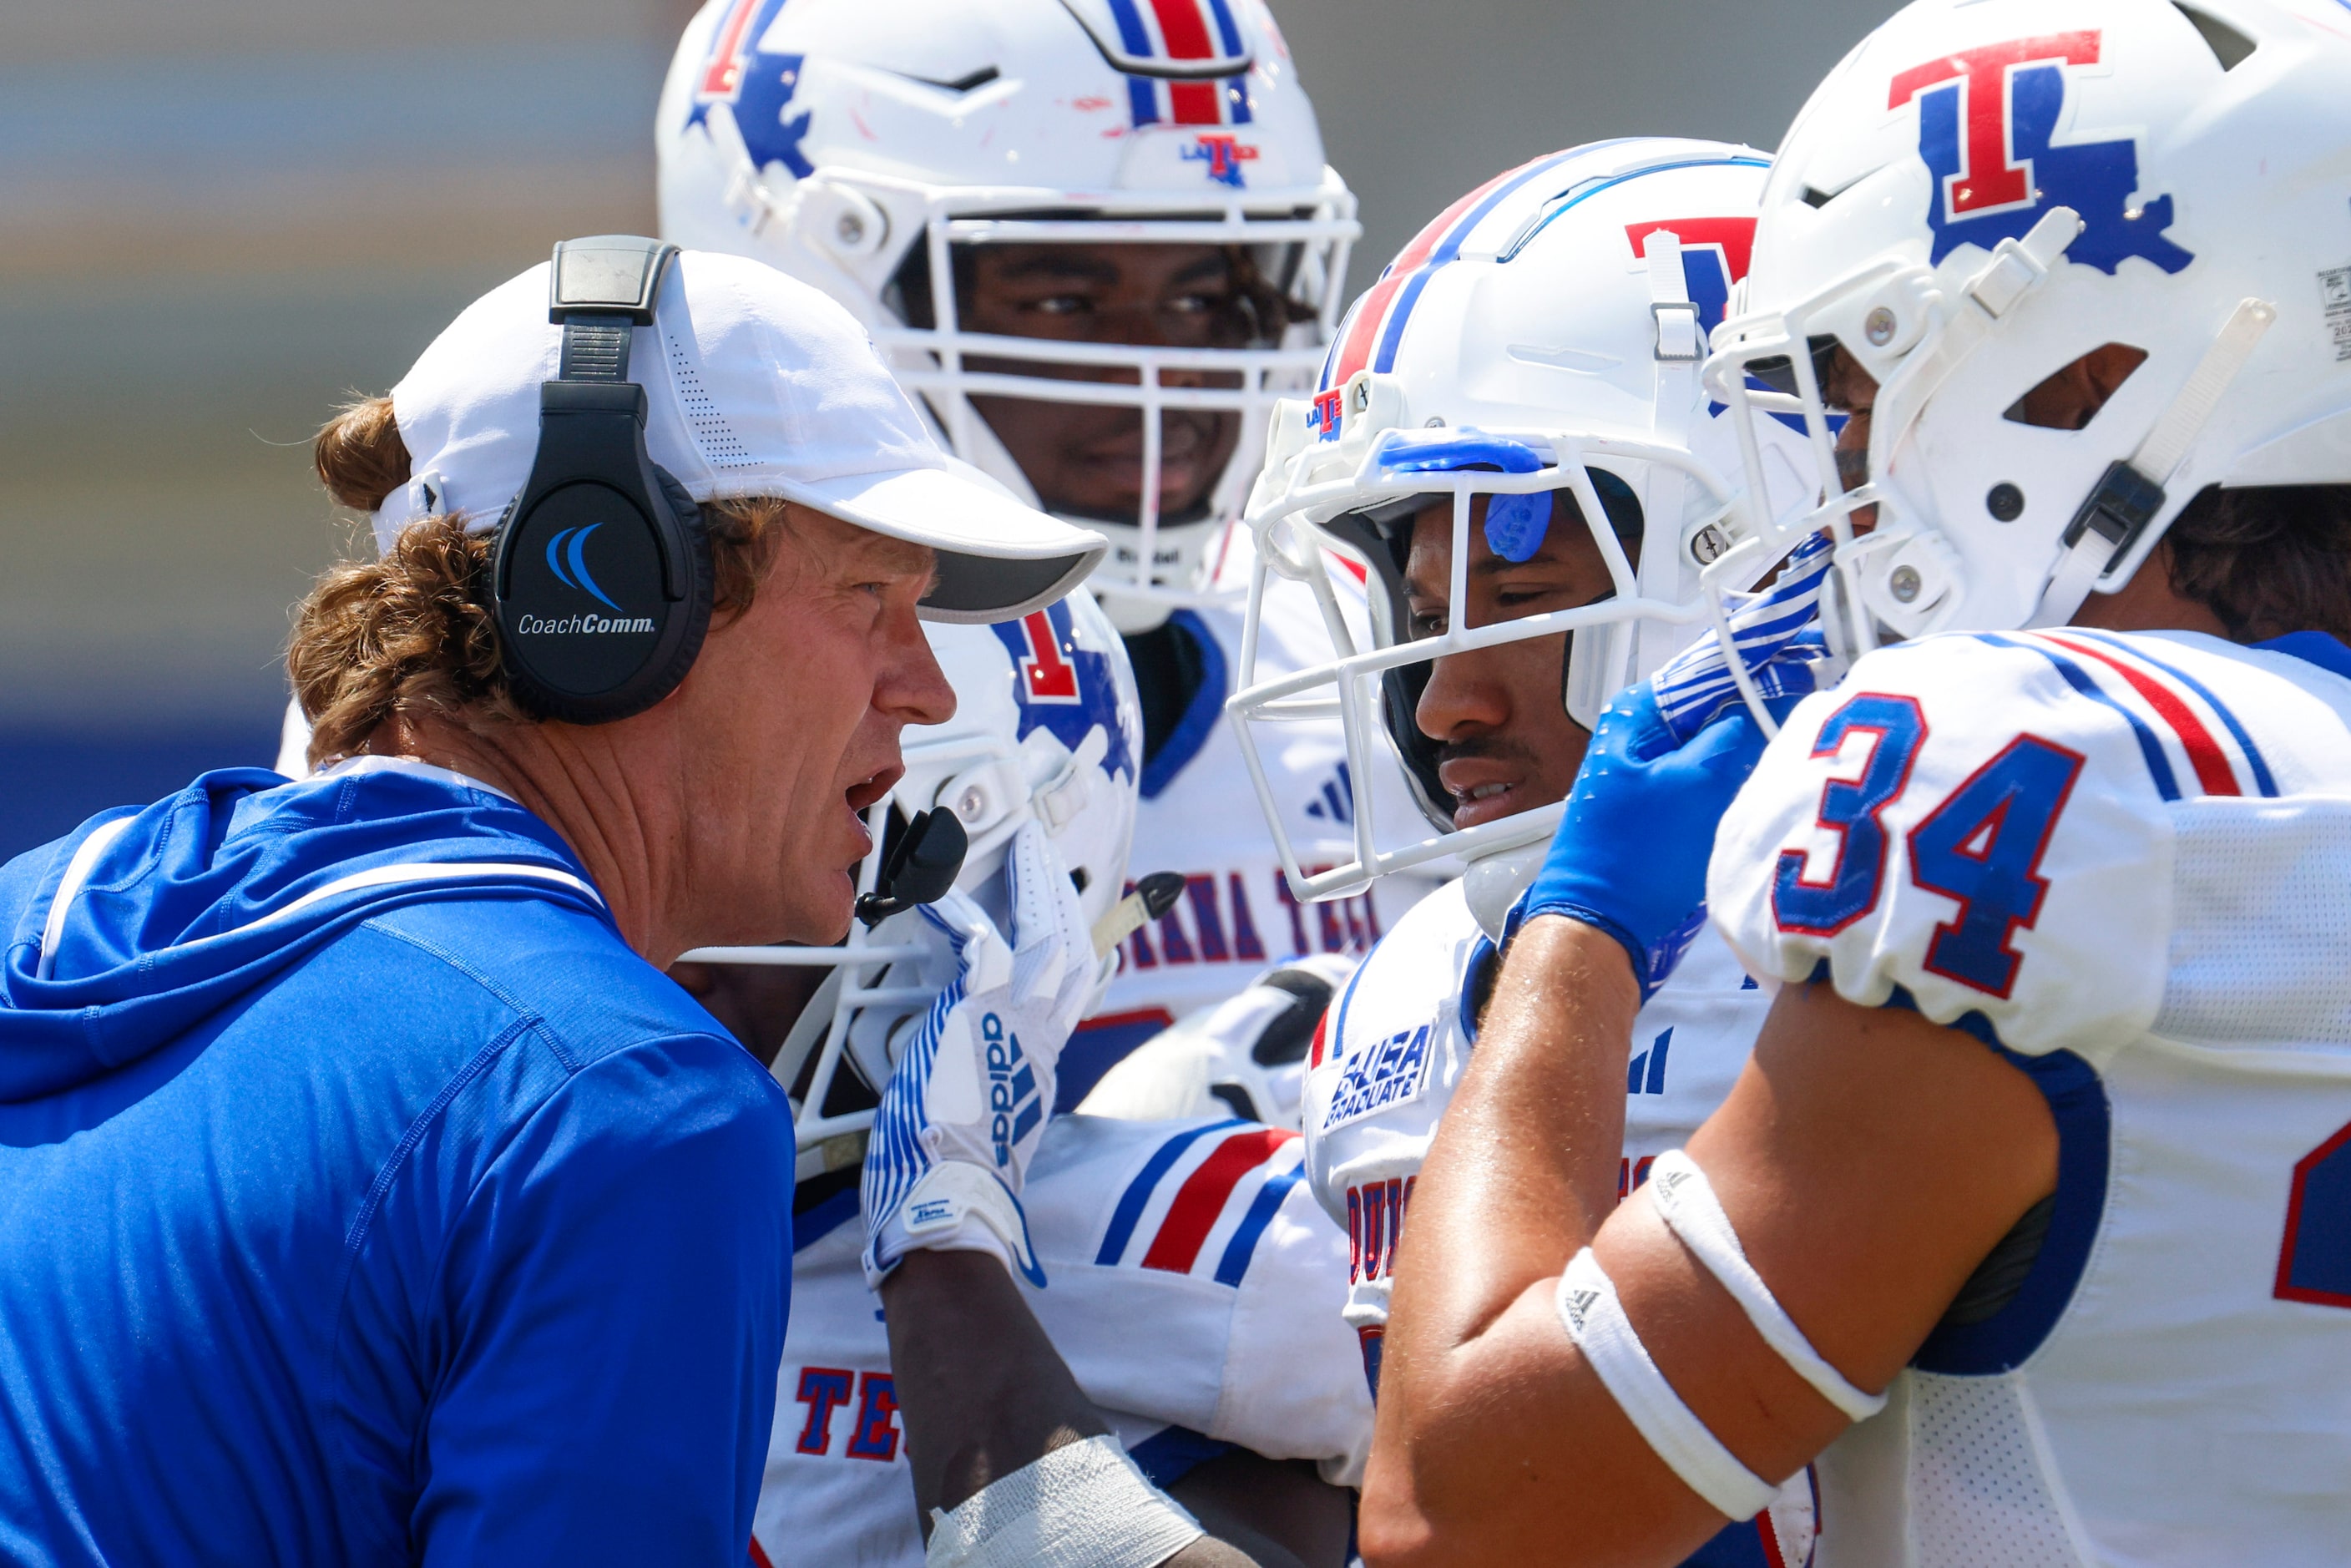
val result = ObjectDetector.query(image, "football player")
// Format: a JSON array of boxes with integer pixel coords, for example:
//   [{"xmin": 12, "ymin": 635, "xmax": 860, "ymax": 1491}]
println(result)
[
  {"xmin": 1371, "ymin": 3, "xmax": 2351, "ymax": 1563},
  {"xmin": 675, "ymin": 594, "xmax": 1368, "ymax": 1566},
  {"xmin": 1228, "ymin": 139, "xmax": 1826, "ymax": 1565},
  {"xmin": 857, "ymin": 812, "xmax": 1349, "ymax": 1568},
  {"xmin": 656, "ymin": 0, "xmax": 1442, "ymax": 1108}
]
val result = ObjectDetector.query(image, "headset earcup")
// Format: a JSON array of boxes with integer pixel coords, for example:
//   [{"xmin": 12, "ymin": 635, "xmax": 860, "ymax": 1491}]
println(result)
[
  {"xmin": 624, "ymin": 463, "xmax": 715, "ymax": 712},
  {"xmin": 489, "ymin": 463, "xmax": 714, "ymax": 726}
]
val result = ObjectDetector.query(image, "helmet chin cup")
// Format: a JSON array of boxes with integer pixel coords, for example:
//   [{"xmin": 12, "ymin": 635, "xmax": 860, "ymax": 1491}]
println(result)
[
  {"xmin": 1090, "ymin": 515, "xmax": 1232, "ymax": 631},
  {"xmin": 1097, "ymin": 588, "xmax": 1177, "ymax": 636},
  {"xmin": 1463, "ymin": 841, "xmax": 1550, "ymax": 943}
]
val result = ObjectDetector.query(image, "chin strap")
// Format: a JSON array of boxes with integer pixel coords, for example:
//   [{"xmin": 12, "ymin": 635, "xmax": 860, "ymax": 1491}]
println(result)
[
  {"xmin": 1646, "ymin": 229, "xmax": 1704, "ymax": 365},
  {"xmin": 2029, "ymin": 296, "xmax": 2278, "ymax": 628},
  {"xmin": 1641, "ymin": 229, "xmax": 1699, "ymax": 680}
]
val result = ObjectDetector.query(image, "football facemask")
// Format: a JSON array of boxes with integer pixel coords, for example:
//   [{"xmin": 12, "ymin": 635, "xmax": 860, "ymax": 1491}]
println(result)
[
  {"xmin": 656, "ymin": 0, "xmax": 1359, "ymax": 626},
  {"xmin": 1227, "ymin": 141, "xmax": 1818, "ymax": 905}
]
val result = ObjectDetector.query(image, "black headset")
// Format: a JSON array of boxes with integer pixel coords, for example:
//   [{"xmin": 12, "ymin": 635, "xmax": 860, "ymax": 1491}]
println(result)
[{"xmin": 491, "ymin": 236, "xmax": 715, "ymax": 725}]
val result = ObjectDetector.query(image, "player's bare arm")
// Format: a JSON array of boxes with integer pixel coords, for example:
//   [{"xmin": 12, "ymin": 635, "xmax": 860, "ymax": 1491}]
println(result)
[{"xmin": 1368, "ymin": 951, "xmax": 2056, "ymax": 1565}]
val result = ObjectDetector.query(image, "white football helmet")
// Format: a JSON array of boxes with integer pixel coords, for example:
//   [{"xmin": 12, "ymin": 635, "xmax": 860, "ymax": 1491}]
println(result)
[
  {"xmin": 656, "ymin": 0, "xmax": 1358, "ymax": 629},
  {"xmin": 1228, "ymin": 140, "xmax": 1818, "ymax": 915},
  {"xmin": 1705, "ymin": 0, "xmax": 2351, "ymax": 662},
  {"xmin": 680, "ymin": 587, "xmax": 1145, "ymax": 1176}
]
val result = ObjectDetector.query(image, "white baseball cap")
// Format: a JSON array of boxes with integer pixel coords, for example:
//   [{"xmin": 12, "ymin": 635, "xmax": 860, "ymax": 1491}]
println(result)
[{"xmin": 376, "ymin": 245, "xmax": 1107, "ymax": 623}]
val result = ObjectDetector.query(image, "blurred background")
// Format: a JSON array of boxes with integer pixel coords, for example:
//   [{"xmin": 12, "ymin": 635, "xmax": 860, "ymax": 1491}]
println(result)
[{"xmin": 0, "ymin": 0, "xmax": 1894, "ymax": 859}]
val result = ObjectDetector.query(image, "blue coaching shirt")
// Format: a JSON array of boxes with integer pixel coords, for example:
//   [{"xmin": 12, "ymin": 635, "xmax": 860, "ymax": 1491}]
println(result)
[{"xmin": 0, "ymin": 759, "xmax": 794, "ymax": 1565}]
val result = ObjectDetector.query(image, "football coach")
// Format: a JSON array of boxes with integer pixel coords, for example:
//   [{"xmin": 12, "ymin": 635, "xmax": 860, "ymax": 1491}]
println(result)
[{"xmin": 0, "ymin": 240, "xmax": 1103, "ymax": 1565}]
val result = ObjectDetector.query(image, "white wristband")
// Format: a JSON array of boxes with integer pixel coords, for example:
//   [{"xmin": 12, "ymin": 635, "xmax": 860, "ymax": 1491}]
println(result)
[
  {"xmin": 925, "ymin": 1434, "xmax": 1204, "ymax": 1568},
  {"xmin": 1556, "ymin": 1247, "xmax": 1777, "ymax": 1521},
  {"xmin": 1646, "ymin": 1151, "xmax": 1887, "ymax": 1423},
  {"xmin": 865, "ymin": 1162, "xmax": 1043, "ymax": 1291}
]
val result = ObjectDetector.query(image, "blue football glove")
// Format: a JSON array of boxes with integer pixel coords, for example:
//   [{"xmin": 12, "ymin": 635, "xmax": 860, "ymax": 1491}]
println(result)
[
  {"xmin": 860, "ymin": 820, "xmax": 1098, "ymax": 1290},
  {"xmin": 1512, "ymin": 535, "xmax": 1836, "ymax": 999},
  {"xmin": 1509, "ymin": 687, "xmax": 1772, "ymax": 1000}
]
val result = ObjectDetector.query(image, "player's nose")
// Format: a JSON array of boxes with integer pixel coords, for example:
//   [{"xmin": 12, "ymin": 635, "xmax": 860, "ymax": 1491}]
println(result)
[{"xmin": 1417, "ymin": 647, "xmax": 1510, "ymax": 741}]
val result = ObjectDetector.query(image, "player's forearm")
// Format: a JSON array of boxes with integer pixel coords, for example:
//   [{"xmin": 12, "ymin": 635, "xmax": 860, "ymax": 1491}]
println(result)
[
  {"xmin": 882, "ymin": 1249, "xmax": 1114, "ymax": 1523},
  {"xmin": 882, "ymin": 1252, "xmax": 1286, "ymax": 1568},
  {"xmin": 1383, "ymin": 916, "xmax": 1638, "ymax": 1363},
  {"xmin": 1366, "ymin": 917, "xmax": 1646, "ymax": 1556}
]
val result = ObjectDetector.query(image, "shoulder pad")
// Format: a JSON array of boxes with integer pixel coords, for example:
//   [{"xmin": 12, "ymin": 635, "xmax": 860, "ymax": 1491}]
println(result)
[{"xmin": 1710, "ymin": 632, "xmax": 2182, "ymax": 1060}]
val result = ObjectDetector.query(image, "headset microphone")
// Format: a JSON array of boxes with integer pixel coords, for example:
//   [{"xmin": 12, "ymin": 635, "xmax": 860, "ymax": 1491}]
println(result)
[
  {"xmin": 854, "ymin": 809, "xmax": 970, "ymax": 928},
  {"xmin": 491, "ymin": 236, "xmax": 715, "ymax": 725}
]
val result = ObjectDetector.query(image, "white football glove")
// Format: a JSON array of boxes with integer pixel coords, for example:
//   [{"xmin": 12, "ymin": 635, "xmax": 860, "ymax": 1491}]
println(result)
[{"xmin": 861, "ymin": 820, "xmax": 1097, "ymax": 1289}]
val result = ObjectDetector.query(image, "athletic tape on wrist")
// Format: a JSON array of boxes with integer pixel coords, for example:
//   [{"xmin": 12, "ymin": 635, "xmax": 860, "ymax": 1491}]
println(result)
[
  {"xmin": 867, "ymin": 1162, "xmax": 1043, "ymax": 1289},
  {"xmin": 925, "ymin": 1434, "xmax": 1205, "ymax": 1568},
  {"xmin": 1555, "ymin": 1247, "xmax": 1777, "ymax": 1520},
  {"xmin": 1646, "ymin": 1151, "xmax": 1887, "ymax": 1422}
]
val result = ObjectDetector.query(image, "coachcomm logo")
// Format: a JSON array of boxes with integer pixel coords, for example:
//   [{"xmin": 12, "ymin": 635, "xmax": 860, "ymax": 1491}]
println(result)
[
  {"xmin": 524, "ymin": 523, "xmax": 655, "ymax": 635},
  {"xmin": 515, "ymin": 612, "xmax": 655, "ymax": 634}
]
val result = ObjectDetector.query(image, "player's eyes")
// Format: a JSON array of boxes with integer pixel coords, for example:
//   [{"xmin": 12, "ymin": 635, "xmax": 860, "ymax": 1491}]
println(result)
[
  {"xmin": 1027, "ymin": 294, "xmax": 1094, "ymax": 316},
  {"xmin": 1408, "ymin": 608, "xmax": 1448, "ymax": 638}
]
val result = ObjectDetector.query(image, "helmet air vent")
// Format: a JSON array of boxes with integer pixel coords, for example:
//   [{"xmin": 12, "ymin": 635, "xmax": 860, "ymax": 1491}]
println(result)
[{"xmin": 2173, "ymin": 4, "xmax": 2257, "ymax": 70}]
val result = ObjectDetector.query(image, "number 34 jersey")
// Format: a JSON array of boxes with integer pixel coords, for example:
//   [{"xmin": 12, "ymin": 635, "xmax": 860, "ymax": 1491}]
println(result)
[{"xmin": 1712, "ymin": 628, "xmax": 2351, "ymax": 1567}]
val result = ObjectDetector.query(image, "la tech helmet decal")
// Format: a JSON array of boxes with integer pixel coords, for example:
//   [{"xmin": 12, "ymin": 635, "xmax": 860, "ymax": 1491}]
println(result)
[
  {"xmin": 988, "ymin": 599, "xmax": 1139, "ymax": 783},
  {"xmin": 1888, "ymin": 29, "xmax": 2193, "ymax": 274},
  {"xmin": 684, "ymin": 0, "xmax": 813, "ymax": 178},
  {"xmin": 1184, "ymin": 131, "xmax": 1260, "ymax": 188}
]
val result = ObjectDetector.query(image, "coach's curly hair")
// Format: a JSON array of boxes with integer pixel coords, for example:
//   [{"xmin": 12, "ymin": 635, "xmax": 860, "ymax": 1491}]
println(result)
[{"xmin": 289, "ymin": 396, "xmax": 787, "ymax": 769}]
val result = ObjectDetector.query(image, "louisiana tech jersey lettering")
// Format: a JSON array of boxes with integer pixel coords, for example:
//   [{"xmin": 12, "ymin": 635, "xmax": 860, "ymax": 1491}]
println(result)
[
  {"xmin": 1073, "ymin": 531, "xmax": 1442, "ymax": 1094},
  {"xmin": 756, "ymin": 1114, "xmax": 1372, "ymax": 1567},
  {"xmin": 1301, "ymin": 880, "xmax": 1775, "ymax": 1362},
  {"xmin": 1713, "ymin": 629, "xmax": 2351, "ymax": 1566},
  {"xmin": 1298, "ymin": 879, "xmax": 1817, "ymax": 1566}
]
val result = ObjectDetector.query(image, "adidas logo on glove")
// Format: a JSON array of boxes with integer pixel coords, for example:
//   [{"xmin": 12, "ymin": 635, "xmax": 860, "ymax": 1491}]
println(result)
[{"xmin": 984, "ymin": 1013, "xmax": 1044, "ymax": 1168}]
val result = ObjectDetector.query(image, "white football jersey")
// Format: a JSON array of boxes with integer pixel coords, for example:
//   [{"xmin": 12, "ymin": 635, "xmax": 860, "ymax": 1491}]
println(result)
[
  {"xmin": 757, "ymin": 1113, "xmax": 1373, "ymax": 1567},
  {"xmin": 1069, "ymin": 529, "xmax": 1443, "ymax": 1099},
  {"xmin": 1712, "ymin": 628, "xmax": 2351, "ymax": 1567},
  {"xmin": 1300, "ymin": 878, "xmax": 1820, "ymax": 1567}
]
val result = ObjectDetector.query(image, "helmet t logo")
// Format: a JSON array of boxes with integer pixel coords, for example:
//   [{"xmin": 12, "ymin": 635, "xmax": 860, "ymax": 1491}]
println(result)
[
  {"xmin": 1889, "ymin": 31, "xmax": 2194, "ymax": 275},
  {"xmin": 1307, "ymin": 388, "xmax": 1343, "ymax": 442},
  {"xmin": 1891, "ymin": 33, "xmax": 2102, "ymax": 218},
  {"xmin": 1014, "ymin": 611, "xmax": 1082, "ymax": 703},
  {"xmin": 1184, "ymin": 133, "xmax": 1258, "ymax": 189},
  {"xmin": 695, "ymin": 0, "xmax": 766, "ymax": 98},
  {"xmin": 685, "ymin": 0, "xmax": 815, "ymax": 180}
]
